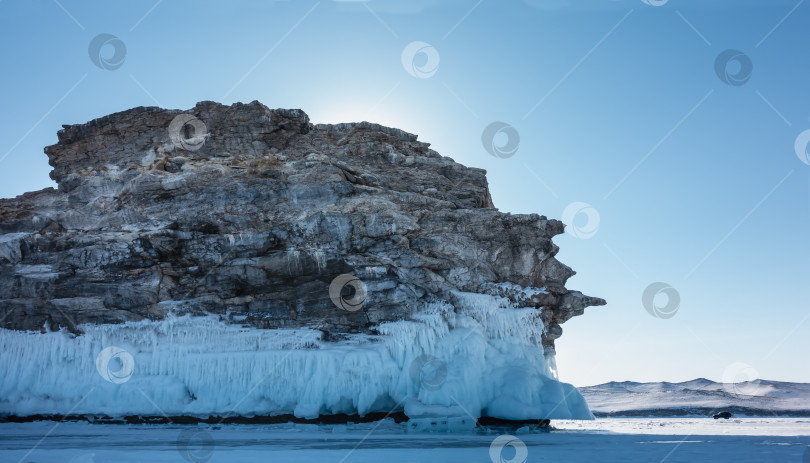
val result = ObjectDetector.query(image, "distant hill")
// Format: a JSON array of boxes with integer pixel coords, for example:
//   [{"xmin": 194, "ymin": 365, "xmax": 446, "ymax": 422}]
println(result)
[{"xmin": 579, "ymin": 379, "xmax": 810, "ymax": 417}]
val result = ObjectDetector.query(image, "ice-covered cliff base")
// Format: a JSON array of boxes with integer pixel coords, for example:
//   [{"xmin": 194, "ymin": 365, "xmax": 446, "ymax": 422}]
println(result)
[{"xmin": 0, "ymin": 292, "xmax": 592, "ymax": 422}]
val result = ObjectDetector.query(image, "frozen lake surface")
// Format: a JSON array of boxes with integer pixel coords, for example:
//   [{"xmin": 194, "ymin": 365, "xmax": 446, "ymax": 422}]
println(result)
[{"xmin": 2, "ymin": 418, "xmax": 809, "ymax": 462}]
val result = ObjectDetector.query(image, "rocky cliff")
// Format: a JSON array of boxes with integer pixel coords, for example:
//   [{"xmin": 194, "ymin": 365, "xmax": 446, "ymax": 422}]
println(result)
[{"xmin": 0, "ymin": 100, "xmax": 603, "ymax": 352}]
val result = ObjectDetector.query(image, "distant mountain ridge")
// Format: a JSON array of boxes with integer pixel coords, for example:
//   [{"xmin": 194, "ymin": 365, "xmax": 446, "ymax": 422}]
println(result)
[{"xmin": 579, "ymin": 379, "xmax": 810, "ymax": 417}]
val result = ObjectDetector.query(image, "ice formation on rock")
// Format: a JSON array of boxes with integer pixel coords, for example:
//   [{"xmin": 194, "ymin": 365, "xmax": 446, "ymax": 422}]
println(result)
[
  {"xmin": 0, "ymin": 101, "xmax": 603, "ymax": 421},
  {"xmin": 0, "ymin": 292, "xmax": 592, "ymax": 420}
]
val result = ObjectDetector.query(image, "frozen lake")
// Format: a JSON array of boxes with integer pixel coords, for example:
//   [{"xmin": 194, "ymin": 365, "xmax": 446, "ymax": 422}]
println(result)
[{"xmin": 2, "ymin": 418, "xmax": 809, "ymax": 462}]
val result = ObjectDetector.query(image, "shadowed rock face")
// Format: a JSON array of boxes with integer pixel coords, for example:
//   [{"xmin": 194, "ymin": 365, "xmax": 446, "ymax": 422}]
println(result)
[{"xmin": 0, "ymin": 100, "xmax": 604, "ymax": 351}]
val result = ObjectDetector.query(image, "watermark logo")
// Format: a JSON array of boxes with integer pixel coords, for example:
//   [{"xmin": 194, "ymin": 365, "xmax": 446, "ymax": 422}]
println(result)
[
  {"xmin": 409, "ymin": 355, "xmax": 447, "ymax": 391},
  {"xmin": 794, "ymin": 129, "xmax": 810, "ymax": 165},
  {"xmin": 168, "ymin": 114, "xmax": 208, "ymax": 151},
  {"xmin": 722, "ymin": 362, "xmax": 762, "ymax": 397},
  {"xmin": 401, "ymin": 41, "xmax": 440, "ymax": 79},
  {"xmin": 88, "ymin": 33, "xmax": 126, "ymax": 70},
  {"xmin": 95, "ymin": 346, "xmax": 135, "ymax": 384},
  {"xmin": 481, "ymin": 122, "xmax": 520, "ymax": 159},
  {"xmin": 67, "ymin": 453, "xmax": 96, "ymax": 463},
  {"xmin": 562, "ymin": 202, "xmax": 600, "ymax": 239},
  {"xmin": 714, "ymin": 49, "xmax": 753, "ymax": 86},
  {"xmin": 489, "ymin": 434, "xmax": 528, "ymax": 463},
  {"xmin": 176, "ymin": 429, "xmax": 215, "ymax": 463},
  {"xmin": 329, "ymin": 274, "xmax": 367, "ymax": 311},
  {"xmin": 642, "ymin": 282, "xmax": 680, "ymax": 319}
]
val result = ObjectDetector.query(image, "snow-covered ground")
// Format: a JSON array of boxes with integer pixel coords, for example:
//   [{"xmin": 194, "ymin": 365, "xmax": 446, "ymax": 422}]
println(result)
[
  {"xmin": 580, "ymin": 379, "xmax": 810, "ymax": 416},
  {"xmin": 554, "ymin": 417, "xmax": 810, "ymax": 436},
  {"xmin": 1, "ymin": 418, "xmax": 809, "ymax": 463}
]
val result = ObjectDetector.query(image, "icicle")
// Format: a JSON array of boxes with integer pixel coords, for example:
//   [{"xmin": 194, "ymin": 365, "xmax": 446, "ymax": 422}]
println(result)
[{"xmin": 0, "ymin": 293, "xmax": 593, "ymax": 421}]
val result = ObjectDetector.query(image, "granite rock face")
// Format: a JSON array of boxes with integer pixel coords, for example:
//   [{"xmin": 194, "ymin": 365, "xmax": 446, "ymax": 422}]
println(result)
[{"xmin": 0, "ymin": 101, "xmax": 604, "ymax": 352}]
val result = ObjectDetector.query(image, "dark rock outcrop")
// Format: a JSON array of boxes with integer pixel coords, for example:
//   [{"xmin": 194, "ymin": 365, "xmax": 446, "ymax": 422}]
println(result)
[{"xmin": 0, "ymin": 100, "xmax": 604, "ymax": 351}]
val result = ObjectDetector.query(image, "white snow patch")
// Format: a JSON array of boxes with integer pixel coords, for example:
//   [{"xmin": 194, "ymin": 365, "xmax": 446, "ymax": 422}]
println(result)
[
  {"xmin": 0, "ymin": 232, "xmax": 28, "ymax": 264},
  {"xmin": 492, "ymin": 281, "xmax": 549, "ymax": 297}
]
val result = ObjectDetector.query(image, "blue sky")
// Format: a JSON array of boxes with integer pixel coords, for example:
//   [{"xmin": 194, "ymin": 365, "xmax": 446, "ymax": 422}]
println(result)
[{"xmin": 1, "ymin": 0, "xmax": 808, "ymax": 386}]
